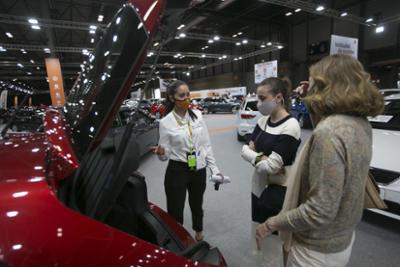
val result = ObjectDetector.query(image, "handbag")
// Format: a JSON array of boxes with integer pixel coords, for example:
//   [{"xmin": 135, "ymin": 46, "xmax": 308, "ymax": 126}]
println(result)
[
  {"xmin": 364, "ymin": 172, "xmax": 387, "ymax": 209},
  {"xmin": 257, "ymin": 184, "xmax": 287, "ymax": 222}
]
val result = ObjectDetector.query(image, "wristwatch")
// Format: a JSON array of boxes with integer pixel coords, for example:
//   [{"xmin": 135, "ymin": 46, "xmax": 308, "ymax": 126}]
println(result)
[{"xmin": 255, "ymin": 152, "xmax": 264, "ymax": 164}]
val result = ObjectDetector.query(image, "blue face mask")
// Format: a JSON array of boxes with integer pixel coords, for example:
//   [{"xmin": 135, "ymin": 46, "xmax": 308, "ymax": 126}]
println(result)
[{"xmin": 257, "ymin": 98, "xmax": 278, "ymax": 116}]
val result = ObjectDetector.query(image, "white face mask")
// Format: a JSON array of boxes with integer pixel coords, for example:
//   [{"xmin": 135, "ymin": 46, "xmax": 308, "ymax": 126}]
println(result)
[{"xmin": 257, "ymin": 98, "xmax": 278, "ymax": 116}]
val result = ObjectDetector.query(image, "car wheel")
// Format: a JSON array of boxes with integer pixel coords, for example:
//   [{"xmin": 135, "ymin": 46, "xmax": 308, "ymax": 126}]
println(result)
[
  {"xmin": 298, "ymin": 114, "xmax": 305, "ymax": 128},
  {"xmin": 237, "ymin": 133, "xmax": 245, "ymax": 142}
]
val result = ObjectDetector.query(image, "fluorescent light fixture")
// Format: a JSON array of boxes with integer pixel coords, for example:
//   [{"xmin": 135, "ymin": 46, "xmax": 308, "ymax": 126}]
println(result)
[
  {"xmin": 104, "ymin": 50, "xmax": 109, "ymax": 56},
  {"xmin": 208, "ymin": 39, "xmax": 214, "ymax": 43},
  {"xmin": 222, "ymin": 55, "xmax": 227, "ymax": 59},
  {"xmin": 97, "ymin": 15, "xmax": 104, "ymax": 22},
  {"xmin": 0, "ymin": 46, "xmax": 6, "ymax": 52},
  {"xmin": 44, "ymin": 48, "xmax": 50, "ymax": 53},
  {"xmin": 242, "ymin": 39, "xmax": 248, "ymax": 44},
  {"xmin": 218, "ymin": 57, "xmax": 222, "ymax": 60},
  {"xmin": 28, "ymin": 18, "xmax": 38, "ymax": 24},
  {"xmin": 202, "ymin": 54, "xmax": 206, "ymax": 58},
  {"xmin": 277, "ymin": 45, "xmax": 284, "ymax": 49},
  {"xmin": 179, "ymin": 32, "xmax": 186, "ymax": 38},
  {"xmin": 30, "ymin": 59, "xmax": 34, "ymax": 63},
  {"xmin": 21, "ymin": 49, "xmax": 27, "ymax": 54},
  {"xmin": 295, "ymin": 8, "xmax": 301, "ymax": 12},
  {"xmin": 205, "ymin": 46, "xmax": 208, "ymax": 49},
  {"xmin": 17, "ymin": 63, "xmax": 24, "ymax": 68},
  {"xmin": 238, "ymin": 56, "xmax": 243, "ymax": 60},
  {"xmin": 186, "ymin": 72, "xmax": 190, "ymax": 76},
  {"xmin": 177, "ymin": 24, "xmax": 185, "ymax": 30},
  {"xmin": 113, "ymin": 35, "xmax": 118, "ymax": 42},
  {"xmin": 267, "ymin": 42, "xmax": 272, "ymax": 46},
  {"xmin": 27, "ymin": 72, "xmax": 32, "ymax": 75},
  {"xmin": 82, "ymin": 49, "xmax": 89, "ymax": 54},
  {"xmin": 153, "ymin": 42, "xmax": 159, "ymax": 47},
  {"xmin": 90, "ymin": 38, "xmax": 94, "ymax": 43},
  {"xmin": 285, "ymin": 12, "xmax": 293, "ymax": 16},
  {"xmin": 316, "ymin": 6, "xmax": 325, "ymax": 12},
  {"xmin": 89, "ymin": 30, "xmax": 95, "ymax": 34},
  {"xmin": 6, "ymin": 32, "xmax": 13, "ymax": 38},
  {"xmin": 89, "ymin": 25, "xmax": 97, "ymax": 30},
  {"xmin": 116, "ymin": 17, "xmax": 121, "ymax": 24},
  {"xmin": 236, "ymin": 42, "xmax": 241, "ymax": 46},
  {"xmin": 375, "ymin": 26, "xmax": 385, "ymax": 33},
  {"xmin": 237, "ymin": 32, "xmax": 243, "ymax": 35},
  {"xmin": 31, "ymin": 25, "xmax": 41, "ymax": 30},
  {"xmin": 366, "ymin": 18, "xmax": 374, "ymax": 23},
  {"xmin": 260, "ymin": 44, "xmax": 266, "ymax": 48},
  {"xmin": 213, "ymin": 35, "xmax": 220, "ymax": 41},
  {"xmin": 36, "ymin": 66, "xmax": 40, "ymax": 70},
  {"xmin": 232, "ymin": 34, "xmax": 237, "ymax": 37},
  {"xmin": 340, "ymin": 12, "xmax": 348, "ymax": 17}
]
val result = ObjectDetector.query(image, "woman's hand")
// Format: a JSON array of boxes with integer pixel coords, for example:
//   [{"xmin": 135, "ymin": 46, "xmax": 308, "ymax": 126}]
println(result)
[
  {"xmin": 255, "ymin": 217, "xmax": 279, "ymax": 245},
  {"xmin": 150, "ymin": 145, "xmax": 165, "ymax": 156},
  {"xmin": 294, "ymin": 81, "xmax": 309, "ymax": 98}
]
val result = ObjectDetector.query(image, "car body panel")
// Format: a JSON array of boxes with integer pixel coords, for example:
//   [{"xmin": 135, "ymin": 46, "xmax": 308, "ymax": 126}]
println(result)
[{"xmin": 236, "ymin": 98, "xmax": 261, "ymax": 139}]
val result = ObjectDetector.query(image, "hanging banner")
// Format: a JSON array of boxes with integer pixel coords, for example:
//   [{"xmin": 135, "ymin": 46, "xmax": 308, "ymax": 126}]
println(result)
[
  {"xmin": 159, "ymin": 78, "xmax": 172, "ymax": 93},
  {"xmin": 0, "ymin": 90, "xmax": 8, "ymax": 109},
  {"xmin": 330, "ymin": 34, "xmax": 358, "ymax": 59},
  {"xmin": 255, "ymin": 60, "xmax": 278, "ymax": 84},
  {"xmin": 45, "ymin": 58, "xmax": 66, "ymax": 107}
]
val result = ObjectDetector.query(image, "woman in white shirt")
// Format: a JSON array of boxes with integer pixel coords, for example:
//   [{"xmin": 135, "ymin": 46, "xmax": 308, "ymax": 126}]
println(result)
[{"xmin": 151, "ymin": 80, "xmax": 222, "ymax": 242}]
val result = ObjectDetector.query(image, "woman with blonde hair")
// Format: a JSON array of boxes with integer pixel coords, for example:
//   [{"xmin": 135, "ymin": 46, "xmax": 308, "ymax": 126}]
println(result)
[{"xmin": 255, "ymin": 54, "xmax": 384, "ymax": 267}]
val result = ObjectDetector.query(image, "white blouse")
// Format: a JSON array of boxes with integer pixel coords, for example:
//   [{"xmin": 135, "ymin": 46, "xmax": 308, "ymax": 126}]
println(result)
[{"xmin": 157, "ymin": 109, "xmax": 220, "ymax": 175}]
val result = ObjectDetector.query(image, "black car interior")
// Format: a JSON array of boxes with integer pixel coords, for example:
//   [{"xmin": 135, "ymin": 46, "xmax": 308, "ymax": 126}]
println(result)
[{"xmin": 58, "ymin": 122, "xmax": 222, "ymax": 265}]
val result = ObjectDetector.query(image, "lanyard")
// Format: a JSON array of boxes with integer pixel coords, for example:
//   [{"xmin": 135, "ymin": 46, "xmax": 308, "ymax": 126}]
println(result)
[{"xmin": 173, "ymin": 111, "xmax": 194, "ymax": 153}]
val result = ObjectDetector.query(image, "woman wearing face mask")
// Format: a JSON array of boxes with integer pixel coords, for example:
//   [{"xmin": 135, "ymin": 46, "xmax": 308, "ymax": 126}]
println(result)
[
  {"xmin": 151, "ymin": 80, "xmax": 223, "ymax": 242},
  {"xmin": 241, "ymin": 77, "xmax": 301, "ymax": 266}
]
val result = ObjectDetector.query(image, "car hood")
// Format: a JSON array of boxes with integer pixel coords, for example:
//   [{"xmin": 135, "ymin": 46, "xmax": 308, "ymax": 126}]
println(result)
[
  {"xmin": 63, "ymin": 0, "xmax": 164, "ymax": 157},
  {"xmin": 371, "ymin": 128, "xmax": 400, "ymax": 173}
]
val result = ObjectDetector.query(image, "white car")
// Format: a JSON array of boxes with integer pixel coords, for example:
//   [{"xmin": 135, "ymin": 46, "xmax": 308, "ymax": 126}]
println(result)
[
  {"xmin": 236, "ymin": 96, "xmax": 261, "ymax": 141},
  {"xmin": 369, "ymin": 93, "xmax": 400, "ymax": 220},
  {"xmin": 379, "ymin": 88, "xmax": 400, "ymax": 97}
]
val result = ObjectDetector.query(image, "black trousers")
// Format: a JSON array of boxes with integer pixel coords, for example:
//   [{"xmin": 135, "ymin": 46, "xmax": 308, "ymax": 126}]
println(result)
[{"xmin": 164, "ymin": 160, "xmax": 206, "ymax": 232}]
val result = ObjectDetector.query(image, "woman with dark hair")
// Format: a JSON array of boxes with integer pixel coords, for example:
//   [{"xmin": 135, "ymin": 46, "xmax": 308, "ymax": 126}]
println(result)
[
  {"xmin": 241, "ymin": 77, "xmax": 301, "ymax": 266},
  {"xmin": 151, "ymin": 80, "xmax": 222, "ymax": 241},
  {"xmin": 255, "ymin": 54, "xmax": 384, "ymax": 266}
]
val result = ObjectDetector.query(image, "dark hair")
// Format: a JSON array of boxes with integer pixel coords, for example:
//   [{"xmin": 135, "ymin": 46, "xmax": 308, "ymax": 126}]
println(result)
[
  {"xmin": 258, "ymin": 77, "xmax": 291, "ymax": 110},
  {"xmin": 165, "ymin": 80, "xmax": 198, "ymax": 120}
]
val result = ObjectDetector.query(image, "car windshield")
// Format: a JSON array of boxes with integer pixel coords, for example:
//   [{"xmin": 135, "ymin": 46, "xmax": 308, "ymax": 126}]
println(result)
[
  {"xmin": 369, "ymin": 99, "xmax": 400, "ymax": 131},
  {"xmin": 245, "ymin": 101, "xmax": 258, "ymax": 111}
]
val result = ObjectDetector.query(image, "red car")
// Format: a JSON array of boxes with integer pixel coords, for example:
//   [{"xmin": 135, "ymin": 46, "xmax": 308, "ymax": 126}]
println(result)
[
  {"xmin": 150, "ymin": 101, "xmax": 166, "ymax": 118},
  {"xmin": 0, "ymin": 1, "xmax": 227, "ymax": 267}
]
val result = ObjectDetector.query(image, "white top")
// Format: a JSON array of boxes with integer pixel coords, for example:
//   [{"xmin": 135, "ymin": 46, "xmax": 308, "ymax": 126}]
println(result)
[{"xmin": 158, "ymin": 109, "xmax": 220, "ymax": 174}]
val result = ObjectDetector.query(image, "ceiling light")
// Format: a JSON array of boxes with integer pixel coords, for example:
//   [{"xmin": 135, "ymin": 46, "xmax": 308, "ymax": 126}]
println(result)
[
  {"xmin": 202, "ymin": 54, "xmax": 206, "ymax": 58},
  {"xmin": 179, "ymin": 32, "xmax": 186, "ymax": 38},
  {"xmin": 6, "ymin": 32, "xmax": 13, "ymax": 38},
  {"xmin": 242, "ymin": 39, "xmax": 248, "ymax": 44},
  {"xmin": 277, "ymin": 45, "xmax": 284, "ymax": 49},
  {"xmin": 28, "ymin": 18, "xmax": 38, "ymax": 24},
  {"xmin": 44, "ymin": 48, "xmax": 50, "ymax": 53},
  {"xmin": 213, "ymin": 35, "xmax": 220, "ymax": 41},
  {"xmin": 31, "ymin": 25, "xmax": 41, "ymax": 30},
  {"xmin": 237, "ymin": 32, "xmax": 243, "ymax": 35},
  {"xmin": 316, "ymin": 6, "xmax": 325, "ymax": 12},
  {"xmin": 116, "ymin": 17, "xmax": 121, "ymax": 24},
  {"xmin": 205, "ymin": 46, "xmax": 209, "ymax": 49},
  {"xmin": 186, "ymin": 72, "xmax": 190, "ymax": 76},
  {"xmin": 97, "ymin": 15, "xmax": 104, "ymax": 22},
  {"xmin": 208, "ymin": 39, "xmax": 214, "ymax": 43},
  {"xmin": 267, "ymin": 42, "xmax": 272, "ymax": 46},
  {"xmin": 153, "ymin": 42, "xmax": 159, "ymax": 47},
  {"xmin": 17, "ymin": 63, "xmax": 23, "ymax": 68},
  {"xmin": 30, "ymin": 59, "xmax": 34, "ymax": 63},
  {"xmin": 89, "ymin": 30, "xmax": 95, "ymax": 34},
  {"xmin": 238, "ymin": 57, "xmax": 243, "ymax": 60},
  {"xmin": 113, "ymin": 35, "xmax": 118, "ymax": 42},
  {"xmin": 222, "ymin": 55, "xmax": 227, "ymax": 59},
  {"xmin": 236, "ymin": 42, "xmax": 241, "ymax": 46},
  {"xmin": 104, "ymin": 50, "xmax": 109, "ymax": 56},
  {"xmin": 90, "ymin": 38, "xmax": 94, "ymax": 43},
  {"xmin": 233, "ymin": 58, "xmax": 238, "ymax": 61},
  {"xmin": 232, "ymin": 34, "xmax": 237, "ymax": 37},
  {"xmin": 260, "ymin": 44, "xmax": 266, "ymax": 48},
  {"xmin": 285, "ymin": 12, "xmax": 293, "ymax": 16},
  {"xmin": 295, "ymin": 8, "xmax": 301, "ymax": 13},
  {"xmin": 375, "ymin": 26, "xmax": 385, "ymax": 33},
  {"xmin": 21, "ymin": 49, "xmax": 27, "ymax": 54},
  {"xmin": 340, "ymin": 12, "xmax": 348, "ymax": 17},
  {"xmin": 82, "ymin": 49, "xmax": 89, "ymax": 55},
  {"xmin": 89, "ymin": 25, "xmax": 97, "ymax": 30},
  {"xmin": 36, "ymin": 66, "xmax": 40, "ymax": 70},
  {"xmin": 365, "ymin": 18, "xmax": 374, "ymax": 23},
  {"xmin": 0, "ymin": 46, "xmax": 6, "ymax": 52},
  {"xmin": 27, "ymin": 72, "xmax": 32, "ymax": 75},
  {"xmin": 177, "ymin": 24, "xmax": 185, "ymax": 30},
  {"xmin": 218, "ymin": 57, "xmax": 222, "ymax": 60}
]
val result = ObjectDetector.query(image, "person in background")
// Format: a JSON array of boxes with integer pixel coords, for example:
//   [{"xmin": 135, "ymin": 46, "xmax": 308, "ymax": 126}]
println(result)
[
  {"xmin": 241, "ymin": 77, "xmax": 301, "ymax": 266},
  {"xmin": 255, "ymin": 54, "xmax": 384, "ymax": 267},
  {"xmin": 151, "ymin": 80, "xmax": 223, "ymax": 242}
]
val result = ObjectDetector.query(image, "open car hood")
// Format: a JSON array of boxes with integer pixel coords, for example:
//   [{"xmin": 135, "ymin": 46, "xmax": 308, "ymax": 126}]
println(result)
[{"xmin": 63, "ymin": 0, "xmax": 164, "ymax": 157}]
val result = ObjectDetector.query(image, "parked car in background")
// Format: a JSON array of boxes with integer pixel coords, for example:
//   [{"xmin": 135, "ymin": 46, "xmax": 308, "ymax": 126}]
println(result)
[
  {"xmin": 150, "ymin": 100, "xmax": 166, "ymax": 118},
  {"xmin": 369, "ymin": 93, "xmax": 400, "ymax": 220},
  {"xmin": 236, "ymin": 96, "xmax": 261, "ymax": 142},
  {"xmin": 111, "ymin": 105, "xmax": 159, "ymax": 157},
  {"xmin": 290, "ymin": 97, "xmax": 312, "ymax": 128},
  {"xmin": 379, "ymin": 88, "xmax": 400, "ymax": 97},
  {"xmin": 190, "ymin": 99, "xmax": 204, "ymax": 113},
  {"xmin": 200, "ymin": 97, "xmax": 240, "ymax": 114},
  {"xmin": 0, "ymin": 2, "xmax": 227, "ymax": 267},
  {"xmin": 139, "ymin": 99, "xmax": 152, "ymax": 111}
]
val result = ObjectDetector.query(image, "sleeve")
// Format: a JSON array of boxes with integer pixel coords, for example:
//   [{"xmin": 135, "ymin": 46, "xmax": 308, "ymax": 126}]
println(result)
[
  {"xmin": 201, "ymin": 116, "xmax": 220, "ymax": 175},
  {"xmin": 157, "ymin": 119, "xmax": 171, "ymax": 161},
  {"xmin": 255, "ymin": 151, "xmax": 284, "ymax": 175},
  {"xmin": 271, "ymin": 134, "xmax": 301, "ymax": 165},
  {"xmin": 241, "ymin": 144, "xmax": 259, "ymax": 164},
  {"xmin": 274, "ymin": 130, "xmax": 346, "ymax": 232}
]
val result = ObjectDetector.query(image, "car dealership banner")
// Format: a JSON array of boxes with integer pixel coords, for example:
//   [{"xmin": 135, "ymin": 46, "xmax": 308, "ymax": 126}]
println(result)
[
  {"xmin": 190, "ymin": 86, "xmax": 247, "ymax": 98},
  {"xmin": 45, "ymin": 58, "xmax": 66, "ymax": 107},
  {"xmin": 330, "ymin": 34, "xmax": 358, "ymax": 59},
  {"xmin": 254, "ymin": 60, "xmax": 278, "ymax": 84}
]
